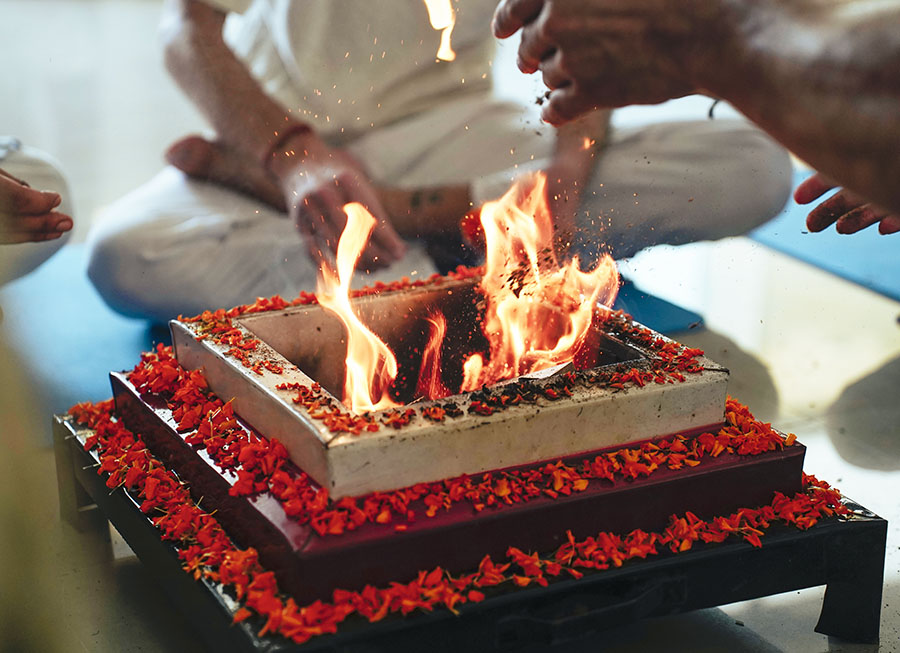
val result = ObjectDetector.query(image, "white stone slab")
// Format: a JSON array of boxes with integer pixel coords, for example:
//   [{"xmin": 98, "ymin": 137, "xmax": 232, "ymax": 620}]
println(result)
[{"xmin": 171, "ymin": 279, "xmax": 729, "ymax": 498}]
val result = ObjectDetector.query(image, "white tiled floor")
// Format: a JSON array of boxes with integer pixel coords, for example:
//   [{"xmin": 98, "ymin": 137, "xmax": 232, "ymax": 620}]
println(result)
[
  {"xmin": 624, "ymin": 240, "xmax": 900, "ymax": 653},
  {"xmin": 1, "ymin": 2, "xmax": 898, "ymax": 651}
]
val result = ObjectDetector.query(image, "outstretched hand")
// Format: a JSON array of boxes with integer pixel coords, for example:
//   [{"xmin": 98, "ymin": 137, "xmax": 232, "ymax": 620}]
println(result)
[
  {"xmin": 277, "ymin": 140, "xmax": 406, "ymax": 269},
  {"xmin": 795, "ymin": 173, "xmax": 900, "ymax": 235},
  {"xmin": 492, "ymin": 0, "xmax": 716, "ymax": 124},
  {"xmin": 0, "ymin": 169, "xmax": 72, "ymax": 244}
]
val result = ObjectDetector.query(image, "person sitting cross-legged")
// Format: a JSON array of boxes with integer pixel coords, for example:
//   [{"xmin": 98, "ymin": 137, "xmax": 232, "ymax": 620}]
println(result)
[{"xmin": 86, "ymin": 0, "xmax": 792, "ymax": 323}]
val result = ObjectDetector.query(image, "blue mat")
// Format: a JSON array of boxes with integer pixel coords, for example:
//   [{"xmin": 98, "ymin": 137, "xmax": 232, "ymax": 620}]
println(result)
[
  {"xmin": 1, "ymin": 246, "xmax": 165, "ymax": 422},
  {"xmin": 613, "ymin": 279, "xmax": 702, "ymax": 335},
  {"xmin": 750, "ymin": 171, "xmax": 900, "ymax": 302}
]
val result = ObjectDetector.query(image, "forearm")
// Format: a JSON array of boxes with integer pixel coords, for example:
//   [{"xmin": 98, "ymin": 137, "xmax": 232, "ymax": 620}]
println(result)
[
  {"xmin": 552, "ymin": 109, "xmax": 611, "ymax": 182},
  {"xmin": 378, "ymin": 185, "xmax": 472, "ymax": 238},
  {"xmin": 699, "ymin": 0, "xmax": 900, "ymax": 211},
  {"xmin": 160, "ymin": 0, "xmax": 297, "ymax": 162},
  {"xmin": 555, "ymin": 110, "xmax": 611, "ymax": 155}
]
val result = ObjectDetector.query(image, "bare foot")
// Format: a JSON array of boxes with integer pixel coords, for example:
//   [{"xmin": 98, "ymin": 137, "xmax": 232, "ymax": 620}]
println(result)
[{"xmin": 165, "ymin": 136, "xmax": 287, "ymax": 211}]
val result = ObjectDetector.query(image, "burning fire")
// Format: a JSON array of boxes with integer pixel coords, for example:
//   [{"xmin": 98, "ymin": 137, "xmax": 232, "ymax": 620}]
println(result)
[
  {"xmin": 415, "ymin": 312, "xmax": 452, "ymax": 400},
  {"xmin": 423, "ymin": 0, "xmax": 456, "ymax": 61},
  {"xmin": 318, "ymin": 173, "xmax": 618, "ymax": 413},
  {"xmin": 316, "ymin": 203, "xmax": 399, "ymax": 412},
  {"xmin": 460, "ymin": 173, "xmax": 619, "ymax": 390}
]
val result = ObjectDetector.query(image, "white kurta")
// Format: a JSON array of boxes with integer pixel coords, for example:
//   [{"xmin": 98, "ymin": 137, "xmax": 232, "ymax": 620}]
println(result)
[
  {"xmin": 211, "ymin": 0, "xmax": 498, "ymax": 140},
  {"xmin": 86, "ymin": 1, "xmax": 792, "ymax": 322}
]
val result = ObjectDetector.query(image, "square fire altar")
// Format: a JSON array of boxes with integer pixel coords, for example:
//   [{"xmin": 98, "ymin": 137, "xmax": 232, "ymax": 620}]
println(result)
[{"xmin": 170, "ymin": 275, "xmax": 729, "ymax": 498}]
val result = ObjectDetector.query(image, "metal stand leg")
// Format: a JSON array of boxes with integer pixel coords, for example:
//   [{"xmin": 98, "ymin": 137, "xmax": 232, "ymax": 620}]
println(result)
[
  {"xmin": 815, "ymin": 514, "xmax": 887, "ymax": 644},
  {"xmin": 53, "ymin": 416, "xmax": 107, "ymax": 532}
]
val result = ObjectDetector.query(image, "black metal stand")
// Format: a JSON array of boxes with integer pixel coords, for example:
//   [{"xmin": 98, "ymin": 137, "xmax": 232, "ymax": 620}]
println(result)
[{"xmin": 54, "ymin": 416, "xmax": 886, "ymax": 652}]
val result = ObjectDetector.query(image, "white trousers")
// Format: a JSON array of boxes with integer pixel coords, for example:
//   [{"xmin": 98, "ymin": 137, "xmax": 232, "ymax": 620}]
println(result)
[
  {"xmin": 87, "ymin": 96, "xmax": 791, "ymax": 322},
  {"xmin": 0, "ymin": 140, "xmax": 72, "ymax": 285}
]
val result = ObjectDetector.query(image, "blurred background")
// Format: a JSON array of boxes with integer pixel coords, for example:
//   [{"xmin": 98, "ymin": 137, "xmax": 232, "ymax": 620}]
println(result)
[
  {"xmin": 0, "ymin": 0, "xmax": 205, "ymax": 243},
  {"xmin": 1, "ymin": 1, "xmax": 898, "ymax": 651}
]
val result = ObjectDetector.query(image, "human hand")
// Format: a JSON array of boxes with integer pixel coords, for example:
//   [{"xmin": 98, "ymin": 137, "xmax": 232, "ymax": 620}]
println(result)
[
  {"xmin": 795, "ymin": 173, "xmax": 900, "ymax": 235},
  {"xmin": 492, "ymin": 0, "xmax": 722, "ymax": 124},
  {"xmin": 0, "ymin": 168, "xmax": 72, "ymax": 244},
  {"xmin": 269, "ymin": 134, "xmax": 406, "ymax": 269}
]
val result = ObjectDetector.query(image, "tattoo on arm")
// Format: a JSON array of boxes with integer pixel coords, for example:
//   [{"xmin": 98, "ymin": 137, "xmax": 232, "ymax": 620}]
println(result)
[{"xmin": 409, "ymin": 190, "xmax": 443, "ymax": 210}]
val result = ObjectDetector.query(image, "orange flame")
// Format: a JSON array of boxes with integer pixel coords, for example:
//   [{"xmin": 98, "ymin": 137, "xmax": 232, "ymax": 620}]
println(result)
[
  {"xmin": 415, "ymin": 312, "xmax": 452, "ymax": 400},
  {"xmin": 423, "ymin": 0, "xmax": 456, "ymax": 61},
  {"xmin": 463, "ymin": 172, "xmax": 619, "ymax": 390},
  {"xmin": 318, "ymin": 174, "xmax": 617, "ymax": 411},
  {"xmin": 460, "ymin": 352, "xmax": 484, "ymax": 393},
  {"xmin": 316, "ymin": 203, "xmax": 399, "ymax": 412}
]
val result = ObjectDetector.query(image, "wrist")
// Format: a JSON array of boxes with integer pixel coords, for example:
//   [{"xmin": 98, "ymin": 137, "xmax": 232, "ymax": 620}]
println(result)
[{"xmin": 261, "ymin": 122, "xmax": 317, "ymax": 180}]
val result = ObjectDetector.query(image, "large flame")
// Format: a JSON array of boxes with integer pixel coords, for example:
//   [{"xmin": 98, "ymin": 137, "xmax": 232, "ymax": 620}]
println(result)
[
  {"xmin": 318, "ymin": 173, "xmax": 618, "ymax": 413},
  {"xmin": 423, "ymin": 0, "xmax": 456, "ymax": 61},
  {"xmin": 461, "ymin": 173, "xmax": 619, "ymax": 391},
  {"xmin": 316, "ymin": 203, "xmax": 399, "ymax": 412}
]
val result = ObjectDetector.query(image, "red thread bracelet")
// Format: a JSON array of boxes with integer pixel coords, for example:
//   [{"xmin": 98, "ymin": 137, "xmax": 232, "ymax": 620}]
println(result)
[{"xmin": 261, "ymin": 122, "xmax": 313, "ymax": 172}]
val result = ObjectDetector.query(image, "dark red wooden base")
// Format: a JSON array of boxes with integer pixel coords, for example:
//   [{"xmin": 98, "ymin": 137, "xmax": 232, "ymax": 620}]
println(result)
[
  {"xmin": 54, "ymin": 415, "xmax": 886, "ymax": 651},
  {"xmin": 112, "ymin": 372, "xmax": 805, "ymax": 604}
]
